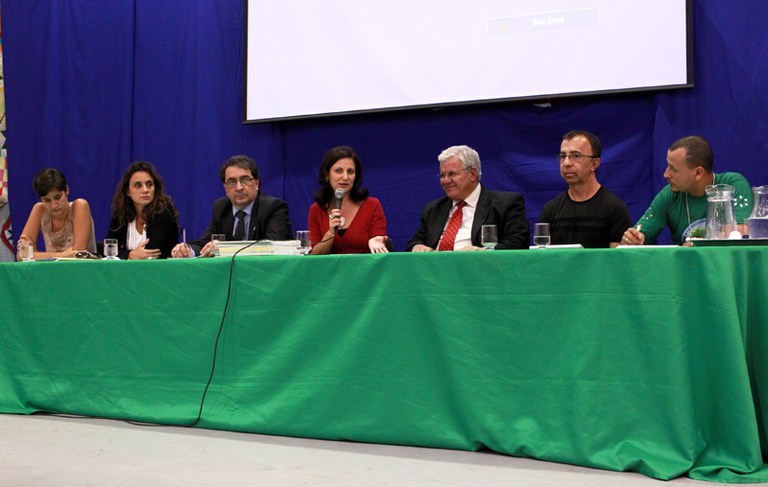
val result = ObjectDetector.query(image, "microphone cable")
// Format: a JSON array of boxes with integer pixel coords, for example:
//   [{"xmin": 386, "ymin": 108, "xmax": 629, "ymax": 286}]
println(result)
[
  {"xmin": 186, "ymin": 239, "xmax": 261, "ymax": 427},
  {"xmin": 31, "ymin": 240, "xmax": 262, "ymax": 429}
]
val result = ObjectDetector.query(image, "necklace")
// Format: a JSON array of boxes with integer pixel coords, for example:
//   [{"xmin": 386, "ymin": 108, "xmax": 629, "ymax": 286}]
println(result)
[
  {"xmin": 47, "ymin": 204, "xmax": 73, "ymax": 250},
  {"xmin": 685, "ymin": 172, "xmax": 716, "ymax": 227}
]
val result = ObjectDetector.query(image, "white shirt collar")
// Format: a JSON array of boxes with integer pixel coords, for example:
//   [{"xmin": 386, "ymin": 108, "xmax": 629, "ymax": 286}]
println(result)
[{"xmin": 457, "ymin": 183, "xmax": 482, "ymax": 208}]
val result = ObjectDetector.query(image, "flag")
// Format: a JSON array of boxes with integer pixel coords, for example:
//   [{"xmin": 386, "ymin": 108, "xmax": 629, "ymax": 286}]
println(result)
[{"xmin": 0, "ymin": 5, "xmax": 15, "ymax": 262}]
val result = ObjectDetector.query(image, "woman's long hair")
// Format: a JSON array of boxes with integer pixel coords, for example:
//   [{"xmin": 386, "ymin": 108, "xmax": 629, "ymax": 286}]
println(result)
[
  {"xmin": 313, "ymin": 146, "xmax": 369, "ymax": 210},
  {"xmin": 111, "ymin": 161, "xmax": 178, "ymax": 229}
]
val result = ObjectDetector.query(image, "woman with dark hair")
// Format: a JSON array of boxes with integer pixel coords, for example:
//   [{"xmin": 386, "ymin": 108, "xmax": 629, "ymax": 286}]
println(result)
[
  {"xmin": 308, "ymin": 146, "xmax": 389, "ymax": 254},
  {"xmin": 107, "ymin": 161, "xmax": 180, "ymax": 259},
  {"xmin": 17, "ymin": 168, "xmax": 97, "ymax": 260}
]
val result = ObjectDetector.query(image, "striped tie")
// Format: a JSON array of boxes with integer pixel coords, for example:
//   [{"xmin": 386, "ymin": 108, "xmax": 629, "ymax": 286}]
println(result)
[{"xmin": 438, "ymin": 201, "xmax": 466, "ymax": 251}]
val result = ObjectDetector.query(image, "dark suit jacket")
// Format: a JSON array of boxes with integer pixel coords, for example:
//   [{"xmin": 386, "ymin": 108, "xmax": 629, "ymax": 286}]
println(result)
[
  {"xmin": 190, "ymin": 192, "xmax": 292, "ymax": 254},
  {"xmin": 107, "ymin": 206, "xmax": 180, "ymax": 259},
  {"xmin": 406, "ymin": 187, "xmax": 530, "ymax": 250}
]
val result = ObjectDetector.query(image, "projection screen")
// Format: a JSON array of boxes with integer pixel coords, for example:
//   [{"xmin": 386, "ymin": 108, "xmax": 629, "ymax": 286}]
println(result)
[{"xmin": 245, "ymin": 0, "xmax": 692, "ymax": 123}]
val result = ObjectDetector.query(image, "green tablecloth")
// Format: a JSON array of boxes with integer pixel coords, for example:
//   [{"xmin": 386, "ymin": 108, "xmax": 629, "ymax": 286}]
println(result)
[{"xmin": 1, "ymin": 248, "xmax": 767, "ymax": 482}]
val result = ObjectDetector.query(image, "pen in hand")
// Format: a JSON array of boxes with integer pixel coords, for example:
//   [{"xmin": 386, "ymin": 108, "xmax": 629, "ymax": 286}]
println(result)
[
  {"xmin": 622, "ymin": 223, "xmax": 644, "ymax": 245},
  {"xmin": 174, "ymin": 228, "xmax": 192, "ymax": 258}
]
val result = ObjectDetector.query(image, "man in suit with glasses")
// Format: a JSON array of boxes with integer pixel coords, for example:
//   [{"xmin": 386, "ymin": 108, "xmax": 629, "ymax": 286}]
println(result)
[{"xmin": 171, "ymin": 154, "xmax": 292, "ymax": 257}]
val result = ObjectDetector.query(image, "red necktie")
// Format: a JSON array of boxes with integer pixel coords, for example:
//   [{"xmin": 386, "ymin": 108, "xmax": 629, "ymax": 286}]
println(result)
[{"xmin": 438, "ymin": 201, "xmax": 466, "ymax": 251}]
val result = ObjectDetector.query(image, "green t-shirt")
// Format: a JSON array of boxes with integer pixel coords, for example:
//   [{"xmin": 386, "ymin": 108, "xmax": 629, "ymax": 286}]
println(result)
[{"xmin": 636, "ymin": 172, "xmax": 753, "ymax": 245}]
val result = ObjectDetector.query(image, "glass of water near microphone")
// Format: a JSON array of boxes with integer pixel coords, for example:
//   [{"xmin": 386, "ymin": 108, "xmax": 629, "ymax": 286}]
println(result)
[
  {"xmin": 296, "ymin": 230, "xmax": 311, "ymax": 255},
  {"xmin": 533, "ymin": 223, "xmax": 551, "ymax": 248}
]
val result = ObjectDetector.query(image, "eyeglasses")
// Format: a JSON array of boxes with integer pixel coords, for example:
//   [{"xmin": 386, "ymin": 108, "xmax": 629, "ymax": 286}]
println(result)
[
  {"xmin": 224, "ymin": 176, "xmax": 255, "ymax": 188},
  {"xmin": 559, "ymin": 152, "xmax": 598, "ymax": 163},
  {"xmin": 438, "ymin": 170, "xmax": 466, "ymax": 180},
  {"xmin": 75, "ymin": 251, "xmax": 101, "ymax": 260}
]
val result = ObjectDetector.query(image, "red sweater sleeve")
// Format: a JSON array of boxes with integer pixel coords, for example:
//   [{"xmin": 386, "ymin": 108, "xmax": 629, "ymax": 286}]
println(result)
[{"xmin": 366, "ymin": 197, "xmax": 387, "ymax": 238}]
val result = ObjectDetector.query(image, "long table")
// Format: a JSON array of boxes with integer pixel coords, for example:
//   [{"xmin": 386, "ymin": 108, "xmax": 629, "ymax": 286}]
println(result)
[{"xmin": 1, "ymin": 248, "xmax": 767, "ymax": 482}]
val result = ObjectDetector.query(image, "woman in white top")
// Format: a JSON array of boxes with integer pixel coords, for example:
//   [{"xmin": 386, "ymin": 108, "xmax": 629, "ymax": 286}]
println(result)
[
  {"xmin": 17, "ymin": 168, "xmax": 97, "ymax": 260},
  {"xmin": 106, "ymin": 161, "xmax": 180, "ymax": 259}
]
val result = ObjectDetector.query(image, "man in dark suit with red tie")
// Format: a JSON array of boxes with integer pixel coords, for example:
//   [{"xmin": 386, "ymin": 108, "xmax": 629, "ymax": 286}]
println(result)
[
  {"xmin": 171, "ymin": 155, "xmax": 292, "ymax": 257},
  {"xmin": 406, "ymin": 145, "xmax": 529, "ymax": 251}
]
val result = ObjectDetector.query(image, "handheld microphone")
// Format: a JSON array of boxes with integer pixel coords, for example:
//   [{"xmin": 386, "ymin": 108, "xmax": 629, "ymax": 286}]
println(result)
[{"xmin": 334, "ymin": 188, "xmax": 345, "ymax": 234}]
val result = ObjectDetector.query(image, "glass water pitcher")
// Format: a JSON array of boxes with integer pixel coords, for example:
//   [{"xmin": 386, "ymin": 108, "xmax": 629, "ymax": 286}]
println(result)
[
  {"xmin": 747, "ymin": 185, "xmax": 768, "ymax": 239},
  {"xmin": 705, "ymin": 184, "xmax": 739, "ymax": 239}
]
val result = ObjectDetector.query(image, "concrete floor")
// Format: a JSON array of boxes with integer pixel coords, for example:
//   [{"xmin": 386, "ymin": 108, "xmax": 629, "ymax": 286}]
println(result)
[{"xmin": 0, "ymin": 414, "xmax": 718, "ymax": 486}]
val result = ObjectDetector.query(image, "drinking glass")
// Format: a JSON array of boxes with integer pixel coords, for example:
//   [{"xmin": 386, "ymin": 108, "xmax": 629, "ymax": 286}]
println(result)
[
  {"xmin": 533, "ymin": 223, "xmax": 551, "ymax": 248},
  {"xmin": 296, "ymin": 230, "xmax": 312, "ymax": 255},
  {"xmin": 211, "ymin": 234, "xmax": 226, "ymax": 256},
  {"xmin": 481, "ymin": 225, "xmax": 498, "ymax": 250},
  {"xmin": 19, "ymin": 241, "xmax": 34, "ymax": 262},
  {"xmin": 104, "ymin": 238, "xmax": 119, "ymax": 259}
]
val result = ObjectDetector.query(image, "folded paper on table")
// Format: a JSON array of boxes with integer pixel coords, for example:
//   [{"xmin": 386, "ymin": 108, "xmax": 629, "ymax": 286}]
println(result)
[
  {"xmin": 616, "ymin": 245, "xmax": 679, "ymax": 248},
  {"xmin": 217, "ymin": 240, "xmax": 301, "ymax": 256},
  {"xmin": 528, "ymin": 244, "xmax": 584, "ymax": 249}
]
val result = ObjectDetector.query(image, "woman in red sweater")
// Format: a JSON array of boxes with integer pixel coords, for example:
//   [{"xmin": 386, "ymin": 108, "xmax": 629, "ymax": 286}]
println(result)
[{"xmin": 308, "ymin": 146, "xmax": 389, "ymax": 254}]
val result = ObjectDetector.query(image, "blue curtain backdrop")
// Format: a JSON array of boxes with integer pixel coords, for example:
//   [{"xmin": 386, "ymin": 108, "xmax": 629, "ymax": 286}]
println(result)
[{"xmin": 3, "ymin": 1, "xmax": 768, "ymax": 249}]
